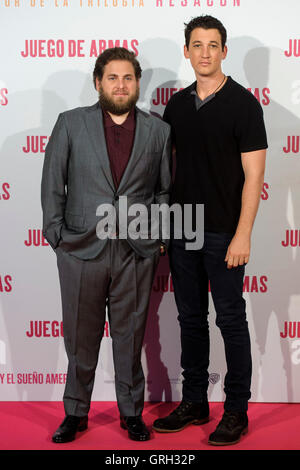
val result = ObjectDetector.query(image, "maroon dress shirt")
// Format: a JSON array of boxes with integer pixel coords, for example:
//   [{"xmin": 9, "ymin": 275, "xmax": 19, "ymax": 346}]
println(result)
[{"xmin": 103, "ymin": 108, "xmax": 136, "ymax": 189}]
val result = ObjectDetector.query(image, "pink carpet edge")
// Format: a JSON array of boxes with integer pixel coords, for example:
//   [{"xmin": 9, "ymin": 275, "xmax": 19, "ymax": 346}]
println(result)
[{"xmin": 0, "ymin": 401, "xmax": 299, "ymax": 450}]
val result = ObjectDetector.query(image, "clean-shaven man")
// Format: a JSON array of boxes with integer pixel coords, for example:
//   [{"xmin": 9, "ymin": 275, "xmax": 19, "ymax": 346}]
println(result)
[
  {"xmin": 41, "ymin": 47, "xmax": 171, "ymax": 443},
  {"xmin": 153, "ymin": 16, "xmax": 267, "ymax": 445}
]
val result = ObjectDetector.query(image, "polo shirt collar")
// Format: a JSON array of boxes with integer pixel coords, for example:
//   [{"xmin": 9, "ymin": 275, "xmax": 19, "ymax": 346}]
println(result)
[{"xmin": 189, "ymin": 76, "xmax": 232, "ymax": 110}]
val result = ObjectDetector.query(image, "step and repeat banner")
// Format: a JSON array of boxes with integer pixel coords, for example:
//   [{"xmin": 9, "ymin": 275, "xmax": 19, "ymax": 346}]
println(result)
[{"xmin": 1, "ymin": 0, "xmax": 300, "ymax": 404}]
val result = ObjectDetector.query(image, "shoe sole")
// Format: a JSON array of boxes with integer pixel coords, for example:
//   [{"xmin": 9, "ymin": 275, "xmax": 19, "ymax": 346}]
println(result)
[
  {"xmin": 52, "ymin": 424, "xmax": 88, "ymax": 443},
  {"xmin": 208, "ymin": 426, "xmax": 248, "ymax": 446},
  {"xmin": 153, "ymin": 416, "xmax": 209, "ymax": 433}
]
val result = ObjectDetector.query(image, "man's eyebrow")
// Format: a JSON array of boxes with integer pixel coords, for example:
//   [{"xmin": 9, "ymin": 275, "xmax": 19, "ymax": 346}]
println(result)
[
  {"xmin": 107, "ymin": 73, "xmax": 134, "ymax": 77},
  {"xmin": 192, "ymin": 40, "xmax": 220, "ymax": 44}
]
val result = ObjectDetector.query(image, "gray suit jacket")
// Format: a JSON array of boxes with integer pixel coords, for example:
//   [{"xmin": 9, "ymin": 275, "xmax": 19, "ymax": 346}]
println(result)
[{"xmin": 41, "ymin": 102, "xmax": 172, "ymax": 259}]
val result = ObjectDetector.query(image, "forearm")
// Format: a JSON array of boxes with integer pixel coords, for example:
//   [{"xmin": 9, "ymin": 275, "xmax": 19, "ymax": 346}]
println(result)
[
  {"xmin": 225, "ymin": 149, "xmax": 266, "ymax": 267},
  {"xmin": 235, "ymin": 173, "xmax": 264, "ymax": 238}
]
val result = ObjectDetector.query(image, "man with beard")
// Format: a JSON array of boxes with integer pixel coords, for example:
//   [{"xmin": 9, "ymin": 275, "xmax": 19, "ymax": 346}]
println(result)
[{"xmin": 41, "ymin": 47, "xmax": 171, "ymax": 443}]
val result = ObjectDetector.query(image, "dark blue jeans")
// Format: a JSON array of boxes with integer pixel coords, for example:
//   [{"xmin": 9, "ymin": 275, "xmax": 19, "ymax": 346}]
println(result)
[{"xmin": 169, "ymin": 232, "xmax": 252, "ymax": 412}]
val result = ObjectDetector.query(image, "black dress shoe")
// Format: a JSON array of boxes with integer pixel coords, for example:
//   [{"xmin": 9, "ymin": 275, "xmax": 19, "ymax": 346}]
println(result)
[
  {"xmin": 52, "ymin": 415, "xmax": 88, "ymax": 443},
  {"xmin": 208, "ymin": 411, "xmax": 248, "ymax": 446},
  {"xmin": 120, "ymin": 416, "xmax": 150, "ymax": 441},
  {"xmin": 153, "ymin": 400, "xmax": 209, "ymax": 432}
]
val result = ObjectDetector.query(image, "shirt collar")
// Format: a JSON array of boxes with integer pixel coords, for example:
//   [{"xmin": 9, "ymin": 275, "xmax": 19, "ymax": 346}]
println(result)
[
  {"xmin": 103, "ymin": 107, "xmax": 136, "ymax": 130},
  {"xmin": 190, "ymin": 81, "xmax": 215, "ymax": 103},
  {"xmin": 189, "ymin": 76, "xmax": 232, "ymax": 100},
  {"xmin": 189, "ymin": 77, "xmax": 231, "ymax": 110}
]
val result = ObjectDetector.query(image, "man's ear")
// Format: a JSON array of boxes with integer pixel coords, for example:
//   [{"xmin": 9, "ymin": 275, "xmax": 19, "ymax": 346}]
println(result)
[
  {"xmin": 184, "ymin": 44, "xmax": 190, "ymax": 59},
  {"xmin": 95, "ymin": 77, "xmax": 101, "ymax": 92}
]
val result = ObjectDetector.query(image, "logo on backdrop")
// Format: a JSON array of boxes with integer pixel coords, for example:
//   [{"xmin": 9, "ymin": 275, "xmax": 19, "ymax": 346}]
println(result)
[
  {"xmin": 283, "ymin": 136, "xmax": 300, "ymax": 155},
  {"xmin": 0, "ymin": 372, "xmax": 67, "ymax": 385},
  {"xmin": 242, "ymin": 275, "xmax": 268, "ymax": 293},
  {"xmin": 20, "ymin": 39, "xmax": 139, "ymax": 58},
  {"xmin": 281, "ymin": 230, "xmax": 300, "ymax": 247},
  {"xmin": 208, "ymin": 373, "xmax": 220, "ymax": 384},
  {"xmin": 0, "ymin": 88, "xmax": 8, "ymax": 106},
  {"xmin": 261, "ymin": 182, "xmax": 269, "ymax": 200},
  {"xmin": 284, "ymin": 39, "xmax": 300, "ymax": 58},
  {"xmin": 153, "ymin": 275, "xmax": 268, "ymax": 293},
  {"xmin": 1, "ymin": 0, "xmax": 145, "ymax": 8},
  {"xmin": 0, "ymin": 275, "xmax": 12, "ymax": 293},
  {"xmin": 280, "ymin": 322, "xmax": 300, "ymax": 339},
  {"xmin": 152, "ymin": 87, "xmax": 184, "ymax": 106},
  {"xmin": 0, "ymin": 183, "xmax": 10, "ymax": 200},
  {"xmin": 155, "ymin": 0, "xmax": 241, "ymax": 7},
  {"xmin": 23, "ymin": 136, "xmax": 49, "ymax": 154},
  {"xmin": 280, "ymin": 322, "xmax": 300, "ymax": 366},
  {"xmin": 1, "ymin": 0, "xmax": 240, "ymax": 8},
  {"xmin": 25, "ymin": 320, "xmax": 111, "ymax": 337},
  {"xmin": 247, "ymin": 87, "xmax": 270, "ymax": 106},
  {"xmin": 24, "ymin": 229, "xmax": 49, "ymax": 247},
  {"xmin": 151, "ymin": 87, "xmax": 270, "ymax": 108}
]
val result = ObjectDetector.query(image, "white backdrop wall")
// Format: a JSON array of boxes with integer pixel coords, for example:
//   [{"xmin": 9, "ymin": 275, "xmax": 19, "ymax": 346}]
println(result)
[{"xmin": 1, "ymin": 0, "xmax": 300, "ymax": 404}]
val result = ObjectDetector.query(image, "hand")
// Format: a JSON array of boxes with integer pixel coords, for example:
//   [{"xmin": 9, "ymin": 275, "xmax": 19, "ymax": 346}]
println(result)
[
  {"xmin": 225, "ymin": 234, "xmax": 250, "ymax": 269},
  {"xmin": 160, "ymin": 244, "xmax": 166, "ymax": 256}
]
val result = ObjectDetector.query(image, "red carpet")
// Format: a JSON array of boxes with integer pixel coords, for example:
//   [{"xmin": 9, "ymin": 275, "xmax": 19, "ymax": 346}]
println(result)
[{"xmin": 0, "ymin": 401, "xmax": 299, "ymax": 450}]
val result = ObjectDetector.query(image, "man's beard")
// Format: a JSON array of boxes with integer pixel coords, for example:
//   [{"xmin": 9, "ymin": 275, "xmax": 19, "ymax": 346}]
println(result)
[{"xmin": 99, "ymin": 86, "xmax": 140, "ymax": 115}]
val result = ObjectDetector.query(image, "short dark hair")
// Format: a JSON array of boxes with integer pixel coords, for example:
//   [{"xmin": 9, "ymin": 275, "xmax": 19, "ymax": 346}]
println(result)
[
  {"xmin": 93, "ymin": 47, "xmax": 142, "ymax": 88},
  {"xmin": 184, "ymin": 15, "xmax": 227, "ymax": 50}
]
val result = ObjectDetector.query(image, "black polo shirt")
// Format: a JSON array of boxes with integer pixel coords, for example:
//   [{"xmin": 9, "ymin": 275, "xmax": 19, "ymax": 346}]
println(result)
[{"xmin": 163, "ymin": 76, "xmax": 268, "ymax": 234}]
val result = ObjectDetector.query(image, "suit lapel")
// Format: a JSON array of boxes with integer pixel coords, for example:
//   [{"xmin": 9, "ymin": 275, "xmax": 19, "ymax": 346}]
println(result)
[
  {"xmin": 83, "ymin": 103, "xmax": 151, "ymax": 194},
  {"xmin": 117, "ymin": 107, "xmax": 151, "ymax": 193},
  {"xmin": 83, "ymin": 102, "xmax": 115, "ymax": 192}
]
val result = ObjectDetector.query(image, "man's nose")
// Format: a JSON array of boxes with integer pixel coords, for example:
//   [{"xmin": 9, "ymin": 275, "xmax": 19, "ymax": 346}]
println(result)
[
  {"xmin": 116, "ymin": 78, "xmax": 126, "ymax": 88},
  {"xmin": 201, "ymin": 46, "xmax": 211, "ymax": 57}
]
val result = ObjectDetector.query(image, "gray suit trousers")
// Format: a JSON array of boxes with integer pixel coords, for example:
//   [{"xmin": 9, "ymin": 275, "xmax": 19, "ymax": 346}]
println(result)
[{"xmin": 56, "ymin": 239, "xmax": 159, "ymax": 418}]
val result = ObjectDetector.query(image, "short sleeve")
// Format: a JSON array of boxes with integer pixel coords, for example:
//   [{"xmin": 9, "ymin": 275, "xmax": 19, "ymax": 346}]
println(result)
[{"xmin": 235, "ymin": 92, "xmax": 268, "ymax": 153}]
